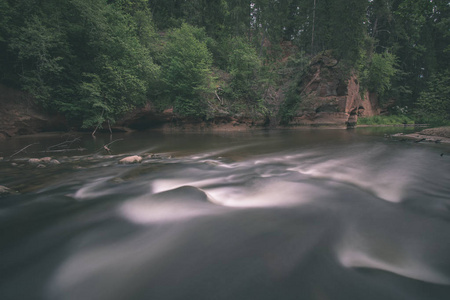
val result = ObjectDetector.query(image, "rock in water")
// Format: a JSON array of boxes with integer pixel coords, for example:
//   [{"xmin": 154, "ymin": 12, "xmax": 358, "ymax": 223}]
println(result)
[
  {"xmin": 119, "ymin": 155, "xmax": 142, "ymax": 164},
  {"xmin": 40, "ymin": 157, "xmax": 52, "ymax": 163},
  {"xmin": 28, "ymin": 158, "xmax": 41, "ymax": 165},
  {"xmin": 49, "ymin": 159, "xmax": 61, "ymax": 165}
]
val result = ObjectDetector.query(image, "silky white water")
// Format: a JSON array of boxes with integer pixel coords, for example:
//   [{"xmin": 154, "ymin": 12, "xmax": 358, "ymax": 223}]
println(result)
[{"xmin": 1, "ymin": 128, "xmax": 449, "ymax": 300}]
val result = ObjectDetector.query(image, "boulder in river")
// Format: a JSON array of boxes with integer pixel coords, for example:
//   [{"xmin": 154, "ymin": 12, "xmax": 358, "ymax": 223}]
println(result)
[
  {"xmin": 28, "ymin": 158, "xmax": 41, "ymax": 165},
  {"xmin": 40, "ymin": 157, "xmax": 52, "ymax": 163},
  {"xmin": 49, "ymin": 159, "xmax": 61, "ymax": 165},
  {"xmin": 119, "ymin": 155, "xmax": 142, "ymax": 164}
]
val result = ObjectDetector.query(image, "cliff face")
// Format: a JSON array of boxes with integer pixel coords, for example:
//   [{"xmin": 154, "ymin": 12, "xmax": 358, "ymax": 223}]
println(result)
[
  {"xmin": 287, "ymin": 56, "xmax": 379, "ymax": 127},
  {"xmin": 0, "ymin": 85, "xmax": 66, "ymax": 139}
]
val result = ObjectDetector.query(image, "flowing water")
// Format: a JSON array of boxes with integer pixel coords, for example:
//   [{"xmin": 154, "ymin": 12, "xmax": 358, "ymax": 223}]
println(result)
[{"xmin": 1, "ymin": 128, "xmax": 450, "ymax": 300}]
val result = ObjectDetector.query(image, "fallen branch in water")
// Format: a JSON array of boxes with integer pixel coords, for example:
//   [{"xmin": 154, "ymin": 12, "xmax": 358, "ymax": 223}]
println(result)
[
  {"xmin": 9, "ymin": 143, "xmax": 39, "ymax": 159},
  {"xmin": 40, "ymin": 148, "xmax": 87, "ymax": 153},
  {"xmin": 47, "ymin": 137, "xmax": 81, "ymax": 150},
  {"xmin": 95, "ymin": 139, "xmax": 124, "ymax": 154}
]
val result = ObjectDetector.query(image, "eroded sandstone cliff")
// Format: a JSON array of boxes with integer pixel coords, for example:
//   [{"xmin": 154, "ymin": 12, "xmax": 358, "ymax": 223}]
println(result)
[
  {"xmin": 0, "ymin": 85, "xmax": 66, "ymax": 139},
  {"xmin": 286, "ymin": 55, "xmax": 379, "ymax": 127}
]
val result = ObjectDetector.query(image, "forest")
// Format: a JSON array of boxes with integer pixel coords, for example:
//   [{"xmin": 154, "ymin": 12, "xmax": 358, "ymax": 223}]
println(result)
[{"xmin": 0, "ymin": 0, "xmax": 449, "ymax": 128}]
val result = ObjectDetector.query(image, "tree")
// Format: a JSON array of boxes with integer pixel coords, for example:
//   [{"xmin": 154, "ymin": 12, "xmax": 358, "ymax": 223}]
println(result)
[
  {"xmin": 9, "ymin": 15, "xmax": 65, "ymax": 102},
  {"xmin": 157, "ymin": 24, "xmax": 213, "ymax": 117},
  {"xmin": 415, "ymin": 71, "xmax": 450, "ymax": 125},
  {"xmin": 66, "ymin": 0, "xmax": 159, "ymax": 128},
  {"xmin": 0, "ymin": 0, "xmax": 9, "ymax": 42},
  {"xmin": 148, "ymin": 0, "xmax": 186, "ymax": 29},
  {"xmin": 327, "ymin": 0, "xmax": 369, "ymax": 61},
  {"xmin": 226, "ymin": 36, "xmax": 262, "ymax": 102},
  {"xmin": 4, "ymin": 0, "xmax": 159, "ymax": 128},
  {"xmin": 361, "ymin": 51, "xmax": 398, "ymax": 95}
]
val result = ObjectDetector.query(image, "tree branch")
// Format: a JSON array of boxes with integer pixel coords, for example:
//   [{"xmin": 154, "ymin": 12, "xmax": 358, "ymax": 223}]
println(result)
[
  {"xmin": 47, "ymin": 137, "xmax": 81, "ymax": 150},
  {"xmin": 9, "ymin": 143, "xmax": 40, "ymax": 159},
  {"xmin": 94, "ymin": 139, "xmax": 124, "ymax": 154}
]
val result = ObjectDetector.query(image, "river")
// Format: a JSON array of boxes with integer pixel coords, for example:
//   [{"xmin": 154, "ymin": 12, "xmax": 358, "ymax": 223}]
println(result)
[{"xmin": 1, "ymin": 128, "xmax": 450, "ymax": 300}]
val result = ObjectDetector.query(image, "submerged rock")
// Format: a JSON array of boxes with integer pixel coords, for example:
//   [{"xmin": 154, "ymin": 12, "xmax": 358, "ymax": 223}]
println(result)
[
  {"xmin": 145, "ymin": 153, "xmax": 170, "ymax": 160},
  {"xmin": 119, "ymin": 155, "xmax": 142, "ymax": 164}
]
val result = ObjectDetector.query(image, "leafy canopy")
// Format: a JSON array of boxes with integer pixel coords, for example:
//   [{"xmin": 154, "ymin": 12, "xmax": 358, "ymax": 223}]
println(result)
[{"xmin": 157, "ymin": 23, "xmax": 213, "ymax": 117}]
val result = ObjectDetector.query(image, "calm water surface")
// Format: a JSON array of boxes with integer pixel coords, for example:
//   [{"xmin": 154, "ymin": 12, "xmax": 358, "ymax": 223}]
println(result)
[{"xmin": 1, "ymin": 128, "xmax": 450, "ymax": 300}]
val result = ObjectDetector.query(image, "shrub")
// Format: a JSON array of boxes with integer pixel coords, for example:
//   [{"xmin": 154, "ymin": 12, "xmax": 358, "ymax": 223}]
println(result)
[{"xmin": 357, "ymin": 115, "xmax": 415, "ymax": 125}]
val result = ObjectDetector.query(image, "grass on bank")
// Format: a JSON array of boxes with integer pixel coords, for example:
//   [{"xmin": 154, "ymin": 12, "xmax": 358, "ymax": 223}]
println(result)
[{"xmin": 357, "ymin": 115, "xmax": 415, "ymax": 125}]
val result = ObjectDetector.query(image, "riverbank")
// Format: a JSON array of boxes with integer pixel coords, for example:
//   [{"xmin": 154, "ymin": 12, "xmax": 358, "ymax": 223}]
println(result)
[{"xmin": 392, "ymin": 126, "xmax": 450, "ymax": 144}]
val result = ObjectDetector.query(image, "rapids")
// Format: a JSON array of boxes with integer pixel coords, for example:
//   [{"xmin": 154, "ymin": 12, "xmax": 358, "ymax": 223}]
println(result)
[{"xmin": 1, "ymin": 128, "xmax": 450, "ymax": 300}]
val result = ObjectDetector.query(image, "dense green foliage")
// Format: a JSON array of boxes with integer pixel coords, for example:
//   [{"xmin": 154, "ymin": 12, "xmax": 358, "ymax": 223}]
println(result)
[
  {"xmin": 0, "ymin": 0, "xmax": 448, "ymax": 127},
  {"xmin": 225, "ymin": 37, "xmax": 262, "ymax": 102},
  {"xmin": 361, "ymin": 51, "xmax": 398, "ymax": 96},
  {"xmin": 415, "ymin": 71, "xmax": 450, "ymax": 125},
  {"xmin": 358, "ymin": 115, "xmax": 414, "ymax": 125},
  {"xmin": 157, "ymin": 24, "xmax": 212, "ymax": 117},
  {"xmin": 1, "ymin": 0, "xmax": 159, "ymax": 128}
]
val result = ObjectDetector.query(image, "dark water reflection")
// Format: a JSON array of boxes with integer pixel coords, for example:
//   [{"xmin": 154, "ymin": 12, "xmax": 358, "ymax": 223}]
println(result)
[{"xmin": 1, "ymin": 128, "xmax": 450, "ymax": 300}]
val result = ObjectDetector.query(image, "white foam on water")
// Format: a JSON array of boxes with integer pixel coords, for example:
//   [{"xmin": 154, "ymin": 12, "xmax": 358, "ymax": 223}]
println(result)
[
  {"xmin": 73, "ymin": 177, "xmax": 115, "ymax": 200},
  {"xmin": 47, "ymin": 227, "xmax": 187, "ymax": 300},
  {"xmin": 287, "ymin": 149, "xmax": 414, "ymax": 203},
  {"xmin": 206, "ymin": 181, "xmax": 320, "ymax": 208},
  {"xmin": 120, "ymin": 197, "xmax": 219, "ymax": 224},
  {"xmin": 338, "ymin": 246, "xmax": 450, "ymax": 285}
]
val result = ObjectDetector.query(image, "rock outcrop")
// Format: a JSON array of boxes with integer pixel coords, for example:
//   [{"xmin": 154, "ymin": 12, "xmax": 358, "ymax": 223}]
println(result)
[
  {"xmin": 286, "ymin": 54, "xmax": 379, "ymax": 127},
  {"xmin": 0, "ymin": 84, "xmax": 67, "ymax": 138},
  {"xmin": 392, "ymin": 126, "xmax": 450, "ymax": 144}
]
